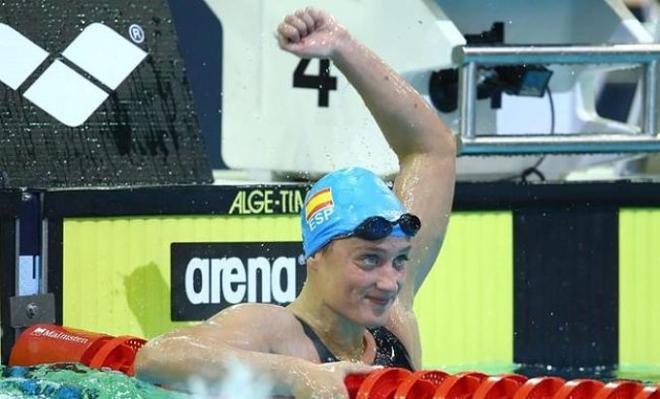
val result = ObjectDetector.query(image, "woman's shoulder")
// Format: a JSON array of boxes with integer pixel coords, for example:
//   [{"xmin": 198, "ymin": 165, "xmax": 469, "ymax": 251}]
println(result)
[
  {"xmin": 209, "ymin": 303, "xmax": 296, "ymax": 324},
  {"xmin": 207, "ymin": 303, "xmax": 316, "ymax": 359}
]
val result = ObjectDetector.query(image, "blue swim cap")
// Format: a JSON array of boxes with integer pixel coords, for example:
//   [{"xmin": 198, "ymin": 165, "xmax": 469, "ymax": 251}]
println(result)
[{"xmin": 301, "ymin": 167, "xmax": 409, "ymax": 258}]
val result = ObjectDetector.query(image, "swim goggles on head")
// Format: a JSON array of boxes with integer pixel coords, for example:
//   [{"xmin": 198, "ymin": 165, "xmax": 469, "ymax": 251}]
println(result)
[{"xmin": 350, "ymin": 213, "xmax": 422, "ymax": 241}]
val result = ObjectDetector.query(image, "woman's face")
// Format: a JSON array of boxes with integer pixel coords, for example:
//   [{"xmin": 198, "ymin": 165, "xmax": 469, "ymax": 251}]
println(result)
[{"xmin": 315, "ymin": 235, "xmax": 411, "ymax": 328}]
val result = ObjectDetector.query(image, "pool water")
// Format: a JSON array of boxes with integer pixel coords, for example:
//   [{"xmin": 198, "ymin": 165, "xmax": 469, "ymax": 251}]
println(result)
[
  {"xmin": 0, "ymin": 361, "xmax": 275, "ymax": 399},
  {"xmin": 0, "ymin": 364, "xmax": 183, "ymax": 399},
  {"xmin": 0, "ymin": 363, "xmax": 658, "ymax": 398}
]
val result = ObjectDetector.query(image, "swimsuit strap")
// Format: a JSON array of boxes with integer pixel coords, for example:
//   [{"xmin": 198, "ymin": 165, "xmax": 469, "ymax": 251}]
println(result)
[
  {"xmin": 294, "ymin": 316, "xmax": 339, "ymax": 363},
  {"xmin": 295, "ymin": 316, "xmax": 414, "ymax": 370},
  {"xmin": 369, "ymin": 327, "xmax": 414, "ymax": 370}
]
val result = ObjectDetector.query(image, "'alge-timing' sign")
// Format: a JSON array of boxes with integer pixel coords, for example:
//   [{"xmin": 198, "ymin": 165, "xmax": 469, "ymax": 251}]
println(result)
[{"xmin": 227, "ymin": 188, "xmax": 305, "ymax": 215}]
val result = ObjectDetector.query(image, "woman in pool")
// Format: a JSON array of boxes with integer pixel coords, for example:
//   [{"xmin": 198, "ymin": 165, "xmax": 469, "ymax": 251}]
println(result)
[{"xmin": 136, "ymin": 7, "xmax": 456, "ymax": 398}]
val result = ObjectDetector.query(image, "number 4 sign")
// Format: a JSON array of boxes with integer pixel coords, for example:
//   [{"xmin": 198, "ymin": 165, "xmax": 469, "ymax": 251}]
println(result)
[{"xmin": 293, "ymin": 59, "xmax": 337, "ymax": 107}]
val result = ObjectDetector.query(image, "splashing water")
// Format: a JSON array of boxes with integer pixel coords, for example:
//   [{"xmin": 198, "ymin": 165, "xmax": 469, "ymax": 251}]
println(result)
[{"xmin": 186, "ymin": 361, "xmax": 273, "ymax": 399}]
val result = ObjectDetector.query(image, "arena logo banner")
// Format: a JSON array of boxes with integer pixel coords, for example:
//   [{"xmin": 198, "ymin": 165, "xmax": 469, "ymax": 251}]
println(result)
[{"xmin": 171, "ymin": 242, "xmax": 306, "ymax": 321}]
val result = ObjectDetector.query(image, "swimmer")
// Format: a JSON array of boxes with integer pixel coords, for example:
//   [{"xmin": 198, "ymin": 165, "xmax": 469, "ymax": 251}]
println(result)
[{"xmin": 135, "ymin": 7, "xmax": 456, "ymax": 398}]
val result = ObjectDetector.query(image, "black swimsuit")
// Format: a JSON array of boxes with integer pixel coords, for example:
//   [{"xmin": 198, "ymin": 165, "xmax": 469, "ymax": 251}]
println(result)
[{"xmin": 295, "ymin": 316, "xmax": 414, "ymax": 370}]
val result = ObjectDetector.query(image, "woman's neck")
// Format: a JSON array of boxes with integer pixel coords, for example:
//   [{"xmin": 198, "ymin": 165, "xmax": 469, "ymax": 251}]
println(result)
[{"xmin": 288, "ymin": 285, "xmax": 367, "ymax": 361}]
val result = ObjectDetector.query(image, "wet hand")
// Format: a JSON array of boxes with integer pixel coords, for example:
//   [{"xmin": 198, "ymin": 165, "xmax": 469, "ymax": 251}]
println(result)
[
  {"xmin": 277, "ymin": 7, "xmax": 349, "ymax": 59},
  {"xmin": 290, "ymin": 361, "xmax": 380, "ymax": 399}
]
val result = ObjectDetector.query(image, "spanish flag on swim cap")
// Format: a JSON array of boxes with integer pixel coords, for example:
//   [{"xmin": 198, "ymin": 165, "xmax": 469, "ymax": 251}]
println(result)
[
  {"xmin": 305, "ymin": 188, "xmax": 334, "ymax": 222},
  {"xmin": 301, "ymin": 167, "xmax": 408, "ymax": 258}
]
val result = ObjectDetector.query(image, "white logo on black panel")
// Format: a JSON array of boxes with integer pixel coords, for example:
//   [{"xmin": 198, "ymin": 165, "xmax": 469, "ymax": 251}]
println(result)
[
  {"xmin": 171, "ymin": 242, "xmax": 306, "ymax": 321},
  {"xmin": 0, "ymin": 23, "xmax": 147, "ymax": 127},
  {"xmin": 185, "ymin": 256, "xmax": 298, "ymax": 305}
]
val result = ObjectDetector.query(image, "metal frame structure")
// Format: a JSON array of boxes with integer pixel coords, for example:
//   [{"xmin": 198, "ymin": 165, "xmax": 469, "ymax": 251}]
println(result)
[{"xmin": 454, "ymin": 44, "xmax": 660, "ymax": 155}]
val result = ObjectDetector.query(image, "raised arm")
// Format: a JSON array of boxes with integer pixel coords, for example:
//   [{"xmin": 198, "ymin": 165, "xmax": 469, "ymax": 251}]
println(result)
[{"xmin": 278, "ymin": 8, "xmax": 457, "ymax": 308}]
